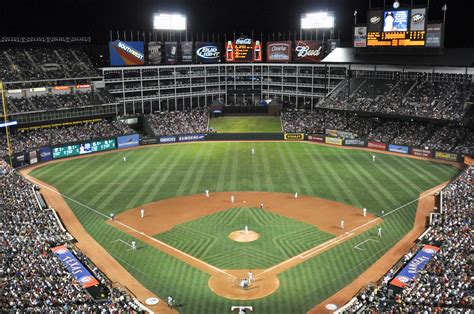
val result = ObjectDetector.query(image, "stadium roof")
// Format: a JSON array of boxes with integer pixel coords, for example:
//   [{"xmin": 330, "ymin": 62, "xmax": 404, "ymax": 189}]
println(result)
[{"xmin": 322, "ymin": 48, "xmax": 474, "ymax": 68}]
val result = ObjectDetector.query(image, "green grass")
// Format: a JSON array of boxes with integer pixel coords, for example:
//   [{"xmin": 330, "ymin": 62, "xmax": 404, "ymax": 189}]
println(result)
[
  {"xmin": 209, "ymin": 116, "xmax": 282, "ymax": 133},
  {"xmin": 29, "ymin": 142, "xmax": 460, "ymax": 313},
  {"xmin": 156, "ymin": 207, "xmax": 334, "ymax": 269}
]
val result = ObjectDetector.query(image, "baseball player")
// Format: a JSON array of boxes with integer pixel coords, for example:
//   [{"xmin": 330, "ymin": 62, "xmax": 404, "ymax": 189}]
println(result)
[
  {"xmin": 363, "ymin": 208, "xmax": 367, "ymax": 217},
  {"xmin": 294, "ymin": 192, "xmax": 298, "ymax": 199},
  {"xmin": 244, "ymin": 225, "xmax": 249, "ymax": 236},
  {"xmin": 381, "ymin": 210, "xmax": 385, "ymax": 219},
  {"xmin": 231, "ymin": 195, "xmax": 235, "ymax": 203},
  {"xmin": 251, "ymin": 148, "xmax": 255, "ymax": 155},
  {"xmin": 259, "ymin": 203, "xmax": 264, "ymax": 209},
  {"xmin": 123, "ymin": 156, "xmax": 127, "ymax": 162},
  {"xmin": 131, "ymin": 241, "xmax": 136, "ymax": 251},
  {"xmin": 340, "ymin": 219, "xmax": 345, "ymax": 230},
  {"xmin": 140, "ymin": 208, "xmax": 144, "ymax": 218},
  {"xmin": 205, "ymin": 189, "xmax": 210, "ymax": 198},
  {"xmin": 166, "ymin": 296, "xmax": 174, "ymax": 308},
  {"xmin": 240, "ymin": 279, "xmax": 246, "ymax": 290},
  {"xmin": 110, "ymin": 213, "xmax": 115, "ymax": 221},
  {"xmin": 248, "ymin": 270, "xmax": 254, "ymax": 284},
  {"xmin": 372, "ymin": 155, "xmax": 376, "ymax": 162},
  {"xmin": 377, "ymin": 227, "xmax": 382, "ymax": 237}
]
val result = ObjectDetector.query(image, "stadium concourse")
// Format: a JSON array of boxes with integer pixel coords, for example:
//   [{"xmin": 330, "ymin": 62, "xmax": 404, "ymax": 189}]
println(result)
[{"xmin": 0, "ymin": 42, "xmax": 472, "ymax": 313}]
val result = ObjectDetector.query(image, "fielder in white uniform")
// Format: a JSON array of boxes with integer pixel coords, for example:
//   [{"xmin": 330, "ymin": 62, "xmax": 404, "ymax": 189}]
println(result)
[
  {"xmin": 294, "ymin": 192, "xmax": 298, "ymax": 199},
  {"xmin": 363, "ymin": 208, "xmax": 367, "ymax": 217},
  {"xmin": 244, "ymin": 225, "xmax": 249, "ymax": 235},
  {"xmin": 205, "ymin": 190, "xmax": 209, "ymax": 197},
  {"xmin": 123, "ymin": 156, "xmax": 127, "ymax": 162},
  {"xmin": 131, "ymin": 241, "xmax": 136, "ymax": 251},
  {"xmin": 340, "ymin": 219, "xmax": 345, "ymax": 230},
  {"xmin": 140, "ymin": 208, "xmax": 144, "ymax": 218},
  {"xmin": 251, "ymin": 148, "xmax": 255, "ymax": 155},
  {"xmin": 231, "ymin": 195, "xmax": 235, "ymax": 203},
  {"xmin": 377, "ymin": 227, "xmax": 382, "ymax": 237},
  {"xmin": 248, "ymin": 270, "xmax": 254, "ymax": 284},
  {"xmin": 372, "ymin": 155, "xmax": 376, "ymax": 162}
]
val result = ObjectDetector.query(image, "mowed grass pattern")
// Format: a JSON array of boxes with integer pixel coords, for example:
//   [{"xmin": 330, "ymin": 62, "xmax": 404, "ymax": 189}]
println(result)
[
  {"xmin": 209, "ymin": 116, "xmax": 282, "ymax": 133},
  {"xmin": 29, "ymin": 142, "xmax": 459, "ymax": 313},
  {"xmin": 155, "ymin": 207, "xmax": 334, "ymax": 269}
]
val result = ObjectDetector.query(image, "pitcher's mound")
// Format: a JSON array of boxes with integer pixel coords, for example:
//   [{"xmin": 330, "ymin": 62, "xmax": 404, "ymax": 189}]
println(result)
[{"xmin": 229, "ymin": 230, "xmax": 260, "ymax": 242}]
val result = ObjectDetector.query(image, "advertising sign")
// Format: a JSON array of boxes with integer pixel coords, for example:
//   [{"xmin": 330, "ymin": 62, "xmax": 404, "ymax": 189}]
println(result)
[
  {"xmin": 177, "ymin": 134, "xmax": 206, "ymax": 142},
  {"xmin": 410, "ymin": 8, "xmax": 427, "ymax": 31},
  {"xmin": 159, "ymin": 136, "xmax": 176, "ymax": 143},
  {"xmin": 164, "ymin": 42, "xmax": 178, "ymax": 64},
  {"xmin": 434, "ymin": 151, "xmax": 458, "ymax": 161},
  {"xmin": 425, "ymin": 23, "xmax": 443, "ymax": 47},
  {"xmin": 388, "ymin": 144, "xmax": 409, "ymax": 154},
  {"xmin": 29, "ymin": 151, "xmax": 38, "ymax": 164},
  {"xmin": 117, "ymin": 134, "xmax": 140, "ymax": 149},
  {"xmin": 327, "ymin": 39, "xmax": 340, "ymax": 53},
  {"xmin": 325, "ymin": 137, "xmax": 343, "ymax": 146},
  {"xmin": 266, "ymin": 41, "xmax": 292, "ymax": 62},
  {"xmin": 52, "ymin": 139, "xmax": 116, "ymax": 159},
  {"xmin": 109, "ymin": 40, "xmax": 145, "ymax": 66},
  {"xmin": 354, "ymin": 27, "xmax": 367, "ymax": 47},
  {"xmin": 367, "ymin": 10, "xmax": 384, "ymax": 32},
  {"xmin": 38, "ymin": 147, "xmax": 52, "ymax": 162},
  {"xmin": 383, "ymin": 10, "xmax": 409, "ymax": 32},
  {"xmin": 411, "ymin": 148, "xmax": 432, "ymax": 158},
  {"xmin": 196, "ymin": 42, "xmax": 221, "ymax": 63},
  {"xmin": 226, "ymin": 38, "xmax": 253, "ymax": 62},
  {"xmin": 390, "ymin": 245, "xmax": 439, "ymax": 289},
  {"xmin": 148, "ymin": 41, "xmax": 162, "ymax": 65},
  {"xmin": 284, "ymin": 133, "xmax": 305, "ymax": 141},
  {"xmin": 180, "ymin": 41, "xmax": 193, "ymax": 63},
  {"xmin": 294, "ymin": 40, "xmax": 323, "ymax": 62},
  {"xmin": 344, "ymin": 139, "xmax": 367, "ymax": 147},
  {"xmin": 325, "ymin": 129, "xmax": 357, "ymax": 139},
  {"xmin": 51, "ymin": 245, "xmax": 99, "ymax": 288},
  {"xmin": 308, "ymin": 134, "xmax": 325, "ymax": 143},
  {"xmin": 368, "ymin": 141, "xmax": 387, "ymax": 150}
]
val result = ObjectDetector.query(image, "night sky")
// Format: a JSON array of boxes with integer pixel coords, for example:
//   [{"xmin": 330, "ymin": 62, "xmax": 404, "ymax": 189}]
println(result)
[{"xmin": 1, "ymin": 0, "xmax": 472, "ymax": 47}]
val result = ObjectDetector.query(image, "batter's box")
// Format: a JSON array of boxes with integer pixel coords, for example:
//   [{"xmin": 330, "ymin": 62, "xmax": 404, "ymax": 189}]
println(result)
[{"xmin": 353, "ymin": 238, "xmax": 379, "ymax": 251}]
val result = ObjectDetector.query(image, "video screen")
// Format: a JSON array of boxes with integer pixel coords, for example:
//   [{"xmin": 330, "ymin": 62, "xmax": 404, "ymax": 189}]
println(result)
[{"xmin": 383, "ymin": 10, "xmax": 408, "ymax": 32}]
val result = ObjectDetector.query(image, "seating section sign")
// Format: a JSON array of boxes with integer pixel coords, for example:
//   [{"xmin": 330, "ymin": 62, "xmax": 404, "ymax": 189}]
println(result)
[{"xmin": 51, "ymin": 245, "xmax": 99, "ymax": 288}]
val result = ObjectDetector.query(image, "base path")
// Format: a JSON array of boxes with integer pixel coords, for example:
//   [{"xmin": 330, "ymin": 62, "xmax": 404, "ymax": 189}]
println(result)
[
  {"xmin": 113, "ymin": 191, "xmax": 379, "ymax": 300},
  {"xmin": 310, "ymin": 181, "xmax": 450, "ymax": 313}
]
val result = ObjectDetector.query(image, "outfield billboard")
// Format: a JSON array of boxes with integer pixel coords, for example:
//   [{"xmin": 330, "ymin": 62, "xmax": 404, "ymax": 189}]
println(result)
[
  {"xmin": 325, "ymin": 136, "xmax": 343, "ymax": 146},
  {"xmin": 51, "ymin": 245, "xmax": 99, "ymax": 288},
  {"xmin": 164, "ymin": 42, "xmax": 178, "ymax": 64},
  {"xmin": 326, "ymin": 129, "xmax": 357, "ymax": 139},
  {"xmin": 266, "ymin": 41, "xmax": 292, "ymax": 62},
  {"xmin": 181, "ymin": 41, "xmax": 193, "ymax": 63},
  {"xmin": 38, "ymin": 147, "xmax": 52, "ymax": 162},
  {"xmin": 344, "ymin": 139, "xmax": 367, "ymax": 147},
  {"xmin": 52, "ymin": 139, "xmax": 116, "ymax": 159},
  {"xmin": 354, "ymin": 26, "xmax": 367, "ymax": 47},
  {"xmin": 308, "ymin": 134, "xmax": 325, "ymax": 143},
  {"xmin": 195, "ymin": 42, "xmax": 221, "ymax": 63},
  {"xmin": 294, "ymin": 40, "xmax": 323, "ymax": 62},
  {"xmin": 388, "ymin": 144, "xmax": 409, "ymax": 154},
  {"xmin": 284, "ymin": 133, "xmax": 305, "ymax": 140},
  {"xmin": 434, "ymin": 151, "xmax": 458, "ymax": 161},
  {"xmin": 177, "ymin": 134, "xmax": 206, "ymax": 142},
  {"xmin": 109, "ymin": 40, "xmax": 145, "ymax": 66},
  {"xmin": 148, "ymin": 41, "xmax": 162, "ymax": 64},
  {"xmin": 425, "ymin": 23, "xmax": 443, "ymax": 48},
  {"xmin": 29, "ymin": 151, "xmax": 38, "ymax": 164},
  {"xmin": 368, "ymin": 141, "xmax": 387, "ymax": 150},
  {"xmin": 367, "ymin": 10, "xmax": 384, "ymax": 32},
  {"xmin": 117, "ymin": 134, "xmax": 140, "ymax": 149},
  {"xmin": 411, "ymin": 148, "xmax": 432, "ymax": 158},
  {"xmin": 159, "ymin": 136, "xmax": 176, "ymax": 143}
]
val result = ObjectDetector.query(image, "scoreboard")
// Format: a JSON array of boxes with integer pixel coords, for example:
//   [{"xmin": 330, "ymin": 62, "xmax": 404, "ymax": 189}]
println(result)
[
  {"xmin": 53, "ymin": 139, "xmax": 116, "ymax": 159},
  {"xmin": 367, "ymin": 30, "xmax": 425, "ymax": 47}
]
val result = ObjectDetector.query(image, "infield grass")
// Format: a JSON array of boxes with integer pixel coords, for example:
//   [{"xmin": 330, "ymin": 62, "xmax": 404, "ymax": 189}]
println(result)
[
  {"xmin": 209, "ymin": 116, "xmax": 282, "ymax": 133},
  {"xmin": 29, "ymin": 142, "xmax": 460, "ymax": 313}
]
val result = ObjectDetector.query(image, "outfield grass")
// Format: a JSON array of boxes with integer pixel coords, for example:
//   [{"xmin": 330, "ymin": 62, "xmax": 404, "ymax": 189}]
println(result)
[
  {"xmin": 29, "ymin": 142, "xmax": 459, "ymax": 313},
  {"xmin": 156, "ymin": 207, "xmax": 334, "ymax": 269},
  {"xmin": 209, "ymin": 116, "xmax": 282, "ymax": 133}
]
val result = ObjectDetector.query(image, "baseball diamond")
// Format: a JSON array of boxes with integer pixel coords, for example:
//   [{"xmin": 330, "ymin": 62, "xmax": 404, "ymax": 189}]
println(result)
[{"xmin": 24, "ymin": 141, "xmax": 460, "ymax": 313}]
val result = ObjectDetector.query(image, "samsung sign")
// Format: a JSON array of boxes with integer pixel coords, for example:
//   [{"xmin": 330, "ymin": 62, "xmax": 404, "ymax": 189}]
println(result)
[
  {"xmin": 196, "ymin": 42, "xmax": 221, "ymax": 63},
  {"xmin": 177, "ymin": 134, "xmax": 206, "ymax": 142}
]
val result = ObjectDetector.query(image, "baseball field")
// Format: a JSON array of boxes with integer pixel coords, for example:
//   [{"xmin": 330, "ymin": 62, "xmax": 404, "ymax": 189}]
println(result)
[
  {"xmin": 26, "ymin": 141, "xmax": 459, "ymax": 313},
  {"xmin": 209, "ymin": 116, "xmax": 282, "ymax": 133}
]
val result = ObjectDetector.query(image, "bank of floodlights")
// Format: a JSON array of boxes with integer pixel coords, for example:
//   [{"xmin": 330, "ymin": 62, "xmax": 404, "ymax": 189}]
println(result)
[
  {"xmin": 153, "ymin": 13, "xmax": 187, "ymax": 31},
  {"xmin": 301, "ymin": 11, "xmax": 335, "ymax": 29}
]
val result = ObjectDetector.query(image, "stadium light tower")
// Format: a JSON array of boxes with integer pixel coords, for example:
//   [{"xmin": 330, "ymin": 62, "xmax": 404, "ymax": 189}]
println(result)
[
  {"xmin": 300, "ymin": 11, "xmax": 335, "ymax": 41},
  {"xmin": 153, "ymin": 13, "xmax": 187, "ymax": 31}
]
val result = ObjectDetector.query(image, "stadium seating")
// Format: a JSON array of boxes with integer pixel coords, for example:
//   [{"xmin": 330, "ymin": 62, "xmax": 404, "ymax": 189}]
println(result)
[{"xmin": 146, "ymin": 108, "xmax": 209, "ymax": 136}]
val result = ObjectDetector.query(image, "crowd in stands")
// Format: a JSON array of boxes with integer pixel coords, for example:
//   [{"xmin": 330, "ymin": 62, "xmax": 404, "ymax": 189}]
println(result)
[
  {"xmin": 0, "ymin": 120, "xmax": 134, "ymax": 157},
  {"xmin": 146, "ymin": 109, "xmax": 208, "ymax": 136},
  {"xmin": 0, "ymin": 159, "xmax": 140, "ymax": 312},
  {"xmin": 7, "ymin": 89, "xmax": 116, "ymax": 113},
  {"xmin": 0, "ymin": 47, "xmax": 99, "ymax": 82},
  {"xmin": 319, "ymin": 75, "xmax": 472, "ymax": 122},
  {"xmin": 281, "ymin": 109, "xmax": 473, "ymax": 155},
  {"xmin": 349, "ymin": 166, "xmax": 472, "ymax": 312}
]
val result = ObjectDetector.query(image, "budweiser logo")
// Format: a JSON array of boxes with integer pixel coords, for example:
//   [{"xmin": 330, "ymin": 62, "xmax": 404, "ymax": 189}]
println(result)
[
  {"xmin": 196, "ymin": 46, "xmax": 220, "ymax": 59},
  {"xmin": 295, "ymin": 45, "xmax": 322, "ymax": 57}
]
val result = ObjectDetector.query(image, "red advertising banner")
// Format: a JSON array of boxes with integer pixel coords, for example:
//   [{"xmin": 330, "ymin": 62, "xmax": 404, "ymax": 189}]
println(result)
[
  {"xmin": 411, "ymin": 148, "xmax": 432, "ymax": 158},
  {"xmin": 308, "ymin": 134, "xmax": 325, "ymax": 143},
  {"xmin": 368, "ymin": 141, "xmax": 387, "ymax": 150},
  {"xmin": 294, "ymin": 40, "xmax": 323, "ymax": 63},
  {"xmin": 53, "ymin": 86, "xmax": 70, "ymax": 90},
  {"xmin": 226, "ymin": 38, "xmax": 257, "ymax": 62}
]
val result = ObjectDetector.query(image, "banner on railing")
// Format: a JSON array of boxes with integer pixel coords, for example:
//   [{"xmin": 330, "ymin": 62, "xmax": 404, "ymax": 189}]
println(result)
[{"xmin": 51, "ymin": 245, "xmax": 99, "ymax": 288}]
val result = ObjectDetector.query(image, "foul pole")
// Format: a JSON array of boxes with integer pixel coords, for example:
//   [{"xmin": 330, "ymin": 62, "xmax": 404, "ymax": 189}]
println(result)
[{"xmin": 0, "ymin": 81, "xmax": 13, "ymax": 167}]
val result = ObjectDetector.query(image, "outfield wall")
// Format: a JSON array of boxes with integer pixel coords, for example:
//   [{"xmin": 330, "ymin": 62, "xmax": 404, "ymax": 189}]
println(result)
[{"xmin": 5, "ymin": 132, "xmax": 468, "ymax": 168}]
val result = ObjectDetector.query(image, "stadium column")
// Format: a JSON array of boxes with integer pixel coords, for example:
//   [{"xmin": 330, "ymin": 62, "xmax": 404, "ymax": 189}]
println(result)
[{"xmin": 0, "ymin": 81, "xmax": 13, "ymax": 167}]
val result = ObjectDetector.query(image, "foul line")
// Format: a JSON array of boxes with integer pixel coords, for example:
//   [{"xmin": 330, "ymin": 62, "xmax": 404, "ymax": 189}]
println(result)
[{"xmin": 28, "ymin": 177, "xmax": 237, "ymax": 280}]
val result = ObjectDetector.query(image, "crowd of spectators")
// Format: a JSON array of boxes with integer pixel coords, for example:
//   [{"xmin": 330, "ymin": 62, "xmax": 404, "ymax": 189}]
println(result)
[
  {"xmin": 281, "ymin": 109, "xmax": 473, "ymax": 155},
  {"xmin": 0, "ymin": 47, "xmax": 99, "ymax": 82},
  {"xmin": 0, "ymin": 159, "xmax": 140, "ymax": 311},
  {"xmin": 147, "ymin": 109, "xmax": 209, "ymax": 136},
  {"xmin": 349, "ymin": 166, "xmax": 472, "ymax": 312},
  {"xmin": 0, "ymin": 120, "xmax": 134, "ymax": 157},
  {"xmin": 319, "ymin": 77, "xmax": 471, "ymax": 122}
]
